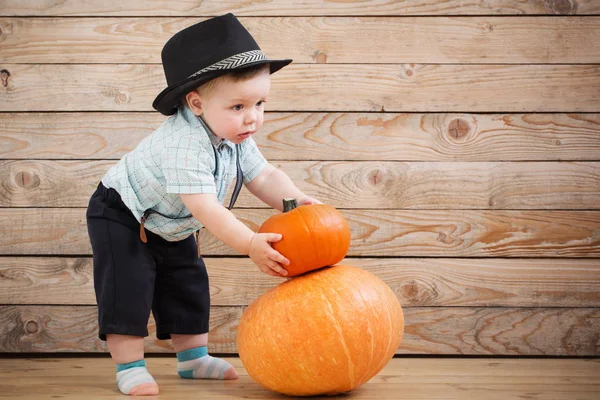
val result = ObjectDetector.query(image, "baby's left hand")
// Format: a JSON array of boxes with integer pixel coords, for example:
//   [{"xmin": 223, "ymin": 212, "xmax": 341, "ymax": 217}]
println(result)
[{"xmin": 301, "ymin": 196, "xmax": 322, "ymax": 205}]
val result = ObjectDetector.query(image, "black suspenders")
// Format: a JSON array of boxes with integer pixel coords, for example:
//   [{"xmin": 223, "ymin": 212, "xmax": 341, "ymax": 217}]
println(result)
[
  {"xmin": 193, "ymin": 143, "xmax": 243, "ymax": 256},
  {"xmin": 228, "ymin": 144, "xmax": 243, "ymax": 210}
]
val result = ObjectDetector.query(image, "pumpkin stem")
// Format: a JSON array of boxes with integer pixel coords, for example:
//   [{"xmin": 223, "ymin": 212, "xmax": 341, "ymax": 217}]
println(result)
[{"xmin": 282, "ymin": 198, "xmax": 298, "ymax": 212}]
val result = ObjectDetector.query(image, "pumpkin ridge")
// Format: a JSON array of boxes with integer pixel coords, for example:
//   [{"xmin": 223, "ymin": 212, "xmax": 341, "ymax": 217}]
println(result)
[
  {"xmin": 365, "ymin": 309, "xmax": 376, "ymax": 383},
  {"xmin": 285, "ymin": 210, "xmax": 308, "ymax": 275},
  {"xmin": 315, "ymin": 205, "xmax": 335, "ymax": 265},
  {"xmin": 296, "ymin": 207, "xmax": 320, "ymax": 271},
  {"xmin": 317, "ymin": 283, "xmax": 355, "ymax": 392},
  {"xmin": 372, "ymin": 279, "xmax": 396, "ymax": 378},
  {"xmin": 352, "ymin": 270, "xmax": 377, "ymax": 385}
]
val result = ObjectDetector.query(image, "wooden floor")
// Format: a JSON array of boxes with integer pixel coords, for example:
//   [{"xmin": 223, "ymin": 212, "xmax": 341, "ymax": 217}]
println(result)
[{"xmin": 1, "ymin": 357, "xmax": 599, "ymax": 399}]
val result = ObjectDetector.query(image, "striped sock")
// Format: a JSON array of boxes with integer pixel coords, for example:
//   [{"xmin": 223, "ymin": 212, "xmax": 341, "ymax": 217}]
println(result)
[
  {"xmin": 177, "ymin": 346, "xmax": 238, "ymax": 380},
  {"xmin": 116, "ymin": 360, "xmax": 159, "ymax": 396}
]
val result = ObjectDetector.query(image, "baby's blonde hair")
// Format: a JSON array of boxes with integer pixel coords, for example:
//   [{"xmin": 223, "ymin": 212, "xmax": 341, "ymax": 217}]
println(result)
[{"xmin": 183, "ymin": 64, "xmax": 270, "ymax": 106}]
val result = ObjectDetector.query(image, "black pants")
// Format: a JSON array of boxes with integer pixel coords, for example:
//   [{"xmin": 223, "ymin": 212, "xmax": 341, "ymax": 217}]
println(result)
[{"xmin": 86, "ymin": 183, "xmax": 210, "ymax": 340}]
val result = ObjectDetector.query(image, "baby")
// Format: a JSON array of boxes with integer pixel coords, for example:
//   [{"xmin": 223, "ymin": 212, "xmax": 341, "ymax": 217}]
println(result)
[{"xmin": 86, "ymin": 13, "xmax": 320, "ymax": 395}]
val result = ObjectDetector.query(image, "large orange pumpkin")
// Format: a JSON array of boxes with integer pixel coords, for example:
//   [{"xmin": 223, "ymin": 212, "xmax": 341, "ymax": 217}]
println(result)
[
  {"xmin": 258, "ymin": 198, "xmax": 351, "ymax": 276},
  {"xmin": 237, "ymin": 264, "xmax": 404, "ymax": 396}
]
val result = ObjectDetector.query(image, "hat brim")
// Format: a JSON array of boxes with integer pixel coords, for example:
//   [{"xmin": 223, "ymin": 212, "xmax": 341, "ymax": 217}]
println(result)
[{"xmin": 152, "ymin": 59, "xmax": 292, "ymax": 116}]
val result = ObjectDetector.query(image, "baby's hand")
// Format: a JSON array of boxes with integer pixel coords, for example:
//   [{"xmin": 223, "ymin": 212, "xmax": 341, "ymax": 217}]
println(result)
[
  {"xmin": 301, "ymin": 196, "xmax": 322, "ymax": 205},
  {"xmin": 248, "ymin": 233, "xmax": 290, "ymax": 277}
]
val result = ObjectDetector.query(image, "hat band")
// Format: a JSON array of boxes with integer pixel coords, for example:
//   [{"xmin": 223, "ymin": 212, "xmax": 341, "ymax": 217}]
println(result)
[{"xmin": 187, "ymin": 50, "xmax": 268, "ymax": 79}]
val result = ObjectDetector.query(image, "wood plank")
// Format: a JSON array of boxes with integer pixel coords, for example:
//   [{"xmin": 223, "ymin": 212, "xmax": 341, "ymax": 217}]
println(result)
[
  {"xmin": 1, "ymin": 0, "xmax": 598, "ymax": 16},
  {"xmin": 2, "ymin": 257, "xmax": 600, "ymax": 307},
  {"xmin": 3, "ymin": 17, "xmax": 599, "ymax": 64},
  {"xmin": 1, "ymin": 305, "xmax": 598, "ymax": 355},
  {"xmin": 2, "ymin": 64, "xmax": 599, "ymax": 112},
  {"xmin": 404, "ymin": 307, "xmax": 600, "ymax": 356},
  {"xmin": 2, "ymin": 160, "xmax": 599, "ymax": 209},
  {"xmin": 1, "ymin": 208, "xmax": 599, "ymax": 257},
  {"xmin": 0, "ymin": 112, "xmax": 159, "ymax": 160},
  {"xmin": 3, "ymin": 357, "xmax": 599, "ymax": 380},
  {"xmin": 1, "ymin": 358, "xmax": 599, "ymax": 400},
  {"xmin": 0, "ymin": 305, "xmax": 236, "ymax": 353},
  {"xmin": 3, "ymin": 113, "xmax": 600, "ymax": 161}
]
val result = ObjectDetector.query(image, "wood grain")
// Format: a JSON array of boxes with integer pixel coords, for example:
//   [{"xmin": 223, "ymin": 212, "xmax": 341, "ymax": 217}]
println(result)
[
  {"xmin": 2, "ymin": 17, "xmax": 599, "ymax": 64},
  {"xmin": 3, "ymin": 356, "xmax": 599, "ymax": 379},
  {"xmin": 1, "ymin": 0, "xmax": 597, "ymax": 16},
  {"xmin": 1, "ymin": 208, "xmax": 598, "ymax": 257},
  {"xmin": 401, "ymin": 307, "xmax": 600, "ymax": 356},
  {"xmin": 1, "ymin": 305, "xmax": 598, "ymax": 355},
  {"xmin": 2, "ymin": 64, "xmax": 599, "ymax": 112},
  {"xmin": 2, "ymin": 257, "xmax": 599, "ymax": 307},
  {"xmin": 2, "ymin": 113, "xmax": 599, "ymax": 161},
  {"xmin": 2, "ymin": 160, "xmax": 599, "ymax": 209},
  {"xmin": 0, "ymin": 305, "xmax": 237, "ymax": 353},
  {"xmin": 1, "ymin": 358, "xmax": 599, "ymax": 400},
  {"xmin": 0, "ymin": 112, "xmax": 159, "ymax": 160}
]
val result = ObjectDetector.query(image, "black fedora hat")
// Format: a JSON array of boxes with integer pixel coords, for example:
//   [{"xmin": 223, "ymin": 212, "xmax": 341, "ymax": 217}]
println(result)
[{"xmin": 152, "ymin": 13, "xmax": 292, "ymax": 116}]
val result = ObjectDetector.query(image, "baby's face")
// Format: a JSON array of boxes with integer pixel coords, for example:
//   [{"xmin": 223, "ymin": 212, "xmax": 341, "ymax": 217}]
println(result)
[{"xmin": 200, "ymin": 70, "xmax": 271, "ymax": 144}]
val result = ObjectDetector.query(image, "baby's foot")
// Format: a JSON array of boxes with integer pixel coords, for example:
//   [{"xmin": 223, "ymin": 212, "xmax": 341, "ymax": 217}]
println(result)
[
  {"xmin": 177, "ymin": 346, "xmax": 239, "ymax": 380},
  {"xmin": 116, "ymin": 360, "xmax": 159, "ymax": 396}
]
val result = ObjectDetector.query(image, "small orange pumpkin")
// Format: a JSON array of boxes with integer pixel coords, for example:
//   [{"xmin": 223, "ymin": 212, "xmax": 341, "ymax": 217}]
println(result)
[{"xmin": 258, "ymin": 198, "xmax": 351, "ymax": 277}]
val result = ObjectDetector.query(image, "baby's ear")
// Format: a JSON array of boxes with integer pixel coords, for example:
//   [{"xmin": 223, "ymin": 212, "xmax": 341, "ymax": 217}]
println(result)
[{"xmin": 185, "ymin": 90, "xmax": 203, "ymax": 115}]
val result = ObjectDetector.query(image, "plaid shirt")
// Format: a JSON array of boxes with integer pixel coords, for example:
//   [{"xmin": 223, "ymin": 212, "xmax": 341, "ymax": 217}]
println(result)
[{"xmin": 102, "ymin": 106, "xmax": 267, "ymax": 241}]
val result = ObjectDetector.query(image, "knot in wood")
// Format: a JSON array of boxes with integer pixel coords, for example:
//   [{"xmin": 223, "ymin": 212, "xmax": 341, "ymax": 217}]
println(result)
[
  {"xmin": 1, "ymin": 69, "xmax": 10, "ymax": 88},
  {"xmin": 72, "ymin": 259, "xmax": 88, "ymax": 274},
  {"xmin": 0, "ymin": 20, "xmax": 14, "ymax": 43},
  {"xmin": 15, "ymin": 171, "xmax": 40, "ymax": 189},
  {"xmin": 368, "ymin": 169, "xmax": 386, "ymax": 186},
  {"xmin": 25, "ymin": 320, "xmax": 39, "ymax": 334},
  {"xmin": 545, "ymin": 0, "xmax": 575, "ymax": 14},
  {"xmin": 400, "ymin": 280, "xmax": 421, "ymax": 301},
  {"xmin": 314, "ymin": 51, "xmax": 328, "ymax": 64},
  {"xmin": 447, "ymin": 118, "xmax": 471, "ymax": 141},
  {"xmin": 400, "ymin": 279, "xmax": 437, "ymax": 304},
  {"xmin": 399, "ymin": 65, "xmax": 415, "ymax": 79},
  {"xmin": 437, "ymin": 232, "xmax": 456, "ymax": 244},
  {"xmin": 116, "ymin": 91, "xmax": 130, "ymax": 104}
]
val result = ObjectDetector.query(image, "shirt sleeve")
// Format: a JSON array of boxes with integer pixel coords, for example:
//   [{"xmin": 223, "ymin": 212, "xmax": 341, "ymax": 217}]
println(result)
[
  {"xmin": 162, "ymin": 133, "xmax": 217, "ymax": 194},
  {"xmin": 239, "ymin": 137, "xmax": 268, "ymax": 183}
]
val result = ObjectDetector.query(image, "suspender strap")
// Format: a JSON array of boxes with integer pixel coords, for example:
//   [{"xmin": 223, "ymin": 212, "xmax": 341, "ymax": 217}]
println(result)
[
  {"xmin": 196, "ymin": 143, "xmax": 243, "ymax": 256},
  {"xmin": 227, "ymin": 144, "xmax": 243, "ymax": 210}
]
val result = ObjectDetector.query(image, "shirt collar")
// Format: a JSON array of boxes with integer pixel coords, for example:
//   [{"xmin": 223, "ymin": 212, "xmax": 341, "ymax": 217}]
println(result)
[{"xmin": 179, "ymin": 106, "xmax": 235, "ymax": 150}]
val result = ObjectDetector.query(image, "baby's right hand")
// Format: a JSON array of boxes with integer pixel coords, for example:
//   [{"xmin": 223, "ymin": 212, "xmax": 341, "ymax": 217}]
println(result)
[{"xmin": 248, "ymin": 233, "xmax": 289, "ymax": 277}]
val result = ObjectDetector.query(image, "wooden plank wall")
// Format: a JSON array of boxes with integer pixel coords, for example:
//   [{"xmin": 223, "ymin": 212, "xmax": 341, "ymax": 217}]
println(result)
[{"xmin": 1, "ymin": 1, "xmax": 599, "ymax": 355}]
